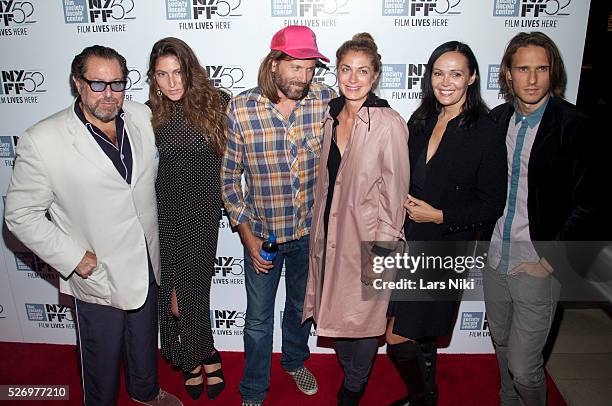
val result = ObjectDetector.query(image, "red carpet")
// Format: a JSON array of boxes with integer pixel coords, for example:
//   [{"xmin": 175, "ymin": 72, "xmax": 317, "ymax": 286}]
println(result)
[{"xmin": 0, "ymin": 342, "xmax": 566, "ymax": 405}]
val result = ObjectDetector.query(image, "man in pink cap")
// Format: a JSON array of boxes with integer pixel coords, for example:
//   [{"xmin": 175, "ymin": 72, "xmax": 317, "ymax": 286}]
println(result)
[{"xmin": 221, "ymin": 25, "xmax": 336, "ymax": 405}]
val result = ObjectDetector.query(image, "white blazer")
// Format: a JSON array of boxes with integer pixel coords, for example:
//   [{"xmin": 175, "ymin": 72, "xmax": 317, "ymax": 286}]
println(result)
[{"xmin": 5, "ymin": 99, "xmax": 160, "ymax": 310}]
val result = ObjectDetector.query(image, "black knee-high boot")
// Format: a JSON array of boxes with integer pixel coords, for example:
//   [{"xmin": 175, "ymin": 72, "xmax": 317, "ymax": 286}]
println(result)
[
  {"xmin": 387, "ymin": 341, "xmax": 427, "ymax": 406},
  {"xmin": 418, "ymin": 338, "xmax": 438, "ymax": 406},
  {"xmin": 337, "ymin": 384, "xmax": 365, "ymax": 406}
]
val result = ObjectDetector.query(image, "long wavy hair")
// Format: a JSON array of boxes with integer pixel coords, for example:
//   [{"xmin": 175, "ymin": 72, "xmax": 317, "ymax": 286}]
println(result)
[
  {"xmin": 499, "ymin": 31, "xmax": 566, "ymax": 102},
  {"xmin": 147, "ymin": 37, "xmax": 227, "ymax": 155},
  {"xmin": 409, "ymin": 41, "xmax": 487, "ymax": 131}
]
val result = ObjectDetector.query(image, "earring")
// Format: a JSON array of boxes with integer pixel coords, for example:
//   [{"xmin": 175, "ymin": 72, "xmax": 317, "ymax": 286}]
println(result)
[{"xmin": 156, "ymin": 89, "xmax": 162, "ymax": 97}]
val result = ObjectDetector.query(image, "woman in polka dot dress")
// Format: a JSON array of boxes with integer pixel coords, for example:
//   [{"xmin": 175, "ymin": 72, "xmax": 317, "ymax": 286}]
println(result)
[{"xmin": 146, "ymin": 37, "xmax": 230, "ymax": 401}]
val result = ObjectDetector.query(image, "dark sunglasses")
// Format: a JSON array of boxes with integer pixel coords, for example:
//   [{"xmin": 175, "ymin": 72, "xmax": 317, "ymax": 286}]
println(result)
[{"xmin": 81, "ymin": 77, "xmax": 127, "ymax": 92}]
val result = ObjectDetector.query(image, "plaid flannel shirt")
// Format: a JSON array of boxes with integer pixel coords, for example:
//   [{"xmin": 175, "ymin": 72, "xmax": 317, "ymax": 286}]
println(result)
[{"xmin": 221, "ymin": 83, "xmax": 336, "ymax": 244}]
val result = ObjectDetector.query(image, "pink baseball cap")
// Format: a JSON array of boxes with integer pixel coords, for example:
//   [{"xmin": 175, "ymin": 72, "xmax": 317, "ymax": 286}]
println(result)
[{"xmin": 270, "ymin": 25, "xmax": 330, "ymax": 63}]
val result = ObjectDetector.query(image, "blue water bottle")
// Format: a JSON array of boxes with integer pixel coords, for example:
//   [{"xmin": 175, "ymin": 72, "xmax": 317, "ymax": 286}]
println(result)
[{"xmin": 259, "ymin": 233, "xmax": 278, "ymax": 261}]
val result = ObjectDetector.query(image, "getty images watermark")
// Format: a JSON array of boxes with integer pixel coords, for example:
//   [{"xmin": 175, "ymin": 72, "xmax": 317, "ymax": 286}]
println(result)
[
  {"xmin": 370, "ymin": 250, "xmax": 485, "ymax": 291},
  {"xmin": 358, "ymin": 241, "xmax": 486, "ymax": 301},
  {"xmin": 360, "ymin": 240, "xmax": 612, "ymax": 303}
]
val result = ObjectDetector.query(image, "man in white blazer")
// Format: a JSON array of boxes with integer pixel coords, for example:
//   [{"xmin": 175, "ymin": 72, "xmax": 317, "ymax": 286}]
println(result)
[{"xmin": 4, "ymin": 46, "xmax": 181, "ymax": 406}]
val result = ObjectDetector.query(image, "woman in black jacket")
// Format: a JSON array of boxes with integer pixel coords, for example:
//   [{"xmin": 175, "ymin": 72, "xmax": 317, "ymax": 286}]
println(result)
[{"xmin": 386, "ymin": 41, "xmax": 507, "ymax": 405}]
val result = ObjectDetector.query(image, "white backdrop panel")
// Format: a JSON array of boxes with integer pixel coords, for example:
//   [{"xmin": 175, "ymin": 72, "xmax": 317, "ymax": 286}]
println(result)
[{"xmin": 0, "ymin": 0, "xmax": 590, "ymax": 353}]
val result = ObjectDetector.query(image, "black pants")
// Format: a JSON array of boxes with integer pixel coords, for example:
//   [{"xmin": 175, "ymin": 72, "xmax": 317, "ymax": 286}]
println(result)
[
  {"xmin": 333, "ymin": 337, "xmax": 379, "ymax": 392},
  {"xmin": 75, "ymin": 280, "xmax": 159, "ymax": 406}
]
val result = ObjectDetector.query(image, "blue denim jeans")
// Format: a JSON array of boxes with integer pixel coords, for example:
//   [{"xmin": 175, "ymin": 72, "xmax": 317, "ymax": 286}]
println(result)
[{"xmin": 239, "ymin": 235, "xmax": 312, "ymax": 402}]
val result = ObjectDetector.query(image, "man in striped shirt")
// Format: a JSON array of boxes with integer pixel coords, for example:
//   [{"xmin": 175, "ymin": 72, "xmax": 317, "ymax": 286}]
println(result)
[{"xmin": 221, "ymin": 26, "xmax": 336, "ymax": 406}]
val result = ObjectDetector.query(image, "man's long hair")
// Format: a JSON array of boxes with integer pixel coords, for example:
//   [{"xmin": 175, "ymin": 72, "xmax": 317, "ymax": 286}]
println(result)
[
  {"xmin": 257, "ymin": 50, "xmax": 296, "ymax": 104},
  {"xmin": 499, "ymin": 31, "xmax": 567, "ymax": 102}
]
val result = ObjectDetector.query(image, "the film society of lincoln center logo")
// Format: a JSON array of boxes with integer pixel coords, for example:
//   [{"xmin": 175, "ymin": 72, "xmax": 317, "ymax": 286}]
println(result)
[
  {"xmin": 0, "ymin": 136, "xmax": 18, "ymax": 166},
  {"xmin": 213, "ymin": 256, "xmax": 244, "ymax": 285},
  {"xmin": 210, "ymin": 309, "xmax": 245, "ymax": 335},
  {"xmin": 25, "ymin": 303, "xmax": 75, "ymax": 329},
  {"xmin": 166, "ymin": 0, "xmax": 241, "ymax": 31},
  {"xmin": 0, "ymin": 69, "xmax": 45, "ymax": 104},
  {"xmin": 487, "ymin": 64, "xmax": 506, "ymax": 99},
  {"xmin": 63, "ymin": 0, "xmax": 136, "ymax": 33},
  {"xmin": 380, "ymin": 63, "xmax": 426, "ymax": 100},
  {"xmin": 383, "ymin": 0, "xmax": 462, "ymax": 28},
  {"xmin": 0, "ymin": 0, "xmax": 36, "ymax": 36},
  {"xmin": 272, "ymin": 0, "xmax": 351, "ymax": 28},
  {"xmin": 460, "ymin": 311, "xmax": 490, "ymax": 337},
  {"xmin": 493, "ymin": 0, "xmax": 571, "ymax": 29}
]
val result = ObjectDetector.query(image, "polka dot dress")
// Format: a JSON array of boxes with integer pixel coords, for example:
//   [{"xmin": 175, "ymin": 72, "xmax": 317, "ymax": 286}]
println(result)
[{"xmin": 154, "ymin": 91, "xmax": 230, "ymax": 372}]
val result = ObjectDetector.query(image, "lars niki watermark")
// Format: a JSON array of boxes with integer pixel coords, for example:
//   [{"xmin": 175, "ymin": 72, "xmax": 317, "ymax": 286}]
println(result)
[{"xmin": 372, "ymin": 277, "xmax": 476, "ymax": 291}]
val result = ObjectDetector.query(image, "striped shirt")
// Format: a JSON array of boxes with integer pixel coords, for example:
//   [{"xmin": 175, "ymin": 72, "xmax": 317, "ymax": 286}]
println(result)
[{"xmin": 221, "ymin": 83, "xmax": 336, "ymax": 244}]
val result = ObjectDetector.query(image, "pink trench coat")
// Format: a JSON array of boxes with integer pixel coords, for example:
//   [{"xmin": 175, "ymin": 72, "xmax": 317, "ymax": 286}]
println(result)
[{"xmin": 302, "ymin": 99, "xmax": 410, "ymax": 338}]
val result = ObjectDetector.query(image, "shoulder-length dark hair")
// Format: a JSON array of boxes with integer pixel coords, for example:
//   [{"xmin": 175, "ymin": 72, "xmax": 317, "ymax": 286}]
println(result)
[
  {"xmin": 499, "ymin": 31, "xmax": 566, "ymax": 102},
  {"xmin": 146, "ymin": 37, "xmax": 227, "ymax": 155},
  {"xmin": 409, "ymin": 41, "xmax": 486, "ymax": 131}
]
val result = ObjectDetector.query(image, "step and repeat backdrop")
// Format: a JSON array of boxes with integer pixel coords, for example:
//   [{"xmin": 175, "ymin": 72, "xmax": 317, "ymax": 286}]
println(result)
[{"xmin": 0, "ymin": 0, "xmax": 590, "ymax": 353}]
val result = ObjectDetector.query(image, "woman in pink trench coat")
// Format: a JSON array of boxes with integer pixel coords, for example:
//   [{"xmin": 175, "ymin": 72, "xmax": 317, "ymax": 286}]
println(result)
[{"xmin": 302, "ymin": 33, "xmax": 410, "ymax": 405}]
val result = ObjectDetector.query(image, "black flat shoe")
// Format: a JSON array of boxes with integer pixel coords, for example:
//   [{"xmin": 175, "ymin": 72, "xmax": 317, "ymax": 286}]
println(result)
[
  {"xmin": 182, "ymin": 367, "xmax": 204, "ymax": 400},
  {"xmin": 203, "ymin": 350, "xmax": 225, "ymax": 399}
]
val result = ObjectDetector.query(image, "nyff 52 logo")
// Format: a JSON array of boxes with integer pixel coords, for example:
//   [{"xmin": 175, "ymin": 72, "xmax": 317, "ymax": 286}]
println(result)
[
  {"xmin": 25, "ymin": 303, "xmax": 74, "ymax": 323},
  {"xmin": 210, "ymin": 309, "xmax": 245, "ymax": 329},
  {"xmin": 382, "ymin": 0, "xmax": 461, "ymax": 17},
  {"xmin": 206, "ymin": 65, "xmax": 245, "ymax": 91},
  {"xmin": 493, "ymin": 0, "xmax": 571, "ymax": 18},
  {"xmin": 312, "ymin": 65, "xmax": 338, "ymax": 88},
  {"xmin": 0, "ymin": 70, "xmax": 45, "ymax": 95},
  {"xmin": 63, "ymin": 0, "xmax": 136, "ymax": 24},
  {"xmin": 380, "ymin": 63, "xmax": 426, "ymax": 90},
  {"xmin": 166, "ymin": 0, "xmax": 242, "ymax": 20},
  {"xmin": 14, "ymin": 251, "xmax": 53, "ymax": 273},
  {"xmin": 192, "ymin": 0, "xmax": 241, "ymax": 19},
  {"xmin": 214, "ymin": 256, "xmax": 244, "ymax": 277},
  {"xmin": 126, "ymin": 67, "xmax": 145, "ymax": 92},
  {"xmin": 272, "ymin": 0, "xmax": 350, "ymax": 18},
  {"xmin": 0, "ymin": 0, "xmax": 35, "ymax": 26}
]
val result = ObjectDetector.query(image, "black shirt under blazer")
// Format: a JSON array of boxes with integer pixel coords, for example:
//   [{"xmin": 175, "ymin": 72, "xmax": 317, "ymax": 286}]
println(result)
[{"xmin": 407, "ymin": 111, "xmax": 508, "ymax": 241}]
